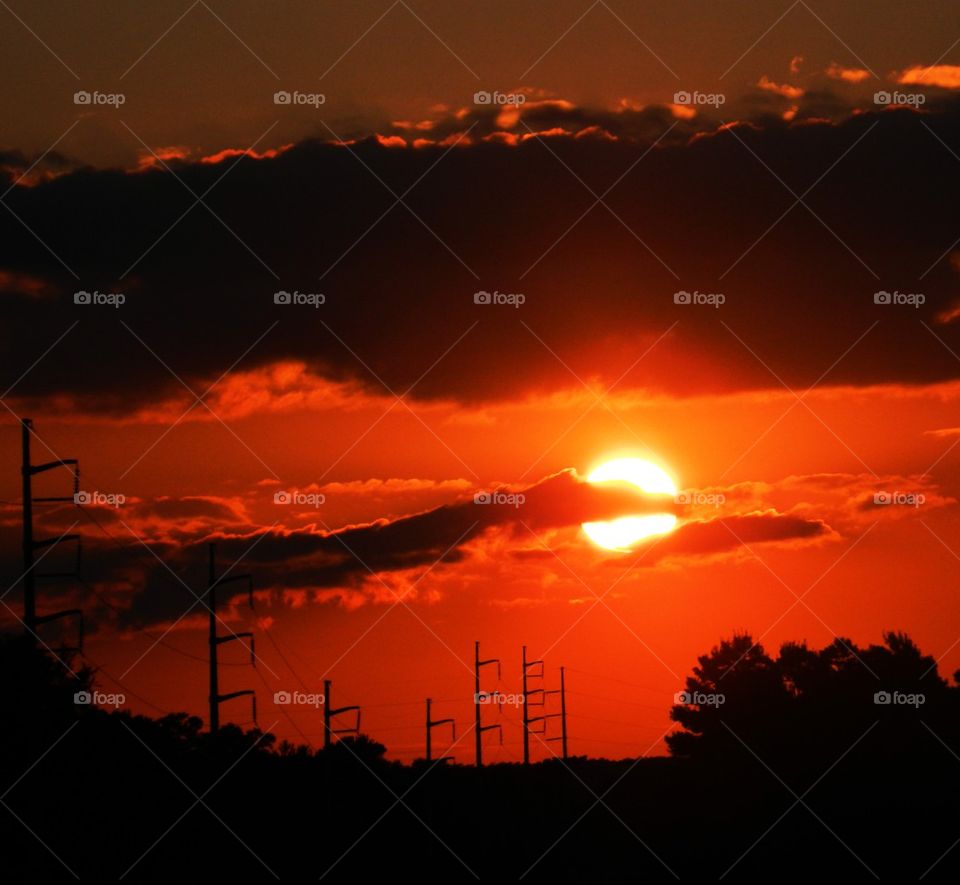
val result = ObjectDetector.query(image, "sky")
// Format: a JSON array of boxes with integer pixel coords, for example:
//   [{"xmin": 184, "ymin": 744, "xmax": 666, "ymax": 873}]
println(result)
[{"xmin": 3, "ymin": 0, "xmax": 960, "ymax": 762}]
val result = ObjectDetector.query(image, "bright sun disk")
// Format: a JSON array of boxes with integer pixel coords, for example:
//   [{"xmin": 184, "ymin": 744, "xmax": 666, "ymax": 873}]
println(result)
[{"xmin": 582, "ymin": 457, "xmax": 678, "ymax": 551}]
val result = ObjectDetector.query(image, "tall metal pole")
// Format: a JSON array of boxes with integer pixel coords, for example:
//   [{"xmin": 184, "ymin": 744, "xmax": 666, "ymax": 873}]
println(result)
[
  {"xmin": 324, "ymin": 679, "xmax": 332, "ymax": 749},
  {"xmin": 323, "ymin": 679, "xmax": 360, "ymax": 748},
  {"xmin": 522, "ymin": 645, "xmax": 530, "ymax": 765},
  {"xmin": 426, "ymin": 697, "xmax": 433, "ymax": 763},
  {"xmin": 208, "ymin": 543, "xmax": 219, "ymax": 733},
  {"xmin": 19, "ymin": 418, "xmax": 81, "ymax": 643},
  {"xmin": 560, "ymin": 666, "xmax": 568, "ymax": 760},
  {"xmin": 474, "ymin": 641, "xmax": 481, "ymax": 767},
  {"xmin": 21, "ymin": 419, "xmax": 35, "ymax": 633},
  {"xmin": 426, "ymin": 698, "xmax": 455, "ymax": 763},
  {"xmin": 474, "ymin": 640, "xmax": 501, "ymax": 767},
  {"xmin": 206, "ymin": 543, "xmax": 255, "ymax": 733},
  {"xmin": 522, "ymin": 645, "xmax": 545, "ymax": 765}
]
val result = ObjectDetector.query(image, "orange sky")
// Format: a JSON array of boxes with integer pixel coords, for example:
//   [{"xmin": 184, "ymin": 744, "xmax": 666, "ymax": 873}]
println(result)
[
  {"xmin": 4, "ymin": 371, "xmax": 960, "ymax": 762},
  {"xmin": 4, "ymin": 0, "xmax": 960, "ymax": 764}
]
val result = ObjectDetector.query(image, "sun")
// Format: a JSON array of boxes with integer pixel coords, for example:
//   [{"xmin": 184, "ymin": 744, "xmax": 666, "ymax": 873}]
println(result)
[{"xmin": 581, "ymin": 457, "xmax": 678, "ymax": 551}]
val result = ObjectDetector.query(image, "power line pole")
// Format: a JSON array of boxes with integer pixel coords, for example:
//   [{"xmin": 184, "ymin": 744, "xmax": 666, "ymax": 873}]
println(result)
[
  {"xmin": 323, "ymin": 679, "xmax": 360, "ymax": 748},
  {"xmin": 20, "ymin": 418, "xmax": 83, "ymax": 646},
  {"xmin": 474, "ymin": 640, "xmax": 501, "ymax": 767},
  {"xmin": 560, "ymin": 666, "xmax": 568, "ymax": 759},
  {"xmin": 425, "ymin": 697, "xmax": 454, "ymax": 762},
  {"xmin": 545, "ymin": 666, "xmax": 569, "ymax": 761},
  {"xmin": 207, "ymin": 542, "xmax": 256, "ymax": 733},
  {"xmin": 522, "ymin": 645, "xmax": 545, "ymax": 765}
]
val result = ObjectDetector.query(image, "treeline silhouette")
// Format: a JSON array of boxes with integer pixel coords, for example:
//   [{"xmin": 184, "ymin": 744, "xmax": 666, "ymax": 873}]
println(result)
[{"xmin": 3, "ymin": 631, "xmax": 959, "ymax": 882}]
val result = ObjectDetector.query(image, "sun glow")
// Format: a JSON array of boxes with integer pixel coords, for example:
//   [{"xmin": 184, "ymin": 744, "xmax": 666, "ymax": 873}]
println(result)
[{"xmin": 582, "ymin": 458, "xmax": 678, "ymax": 551}]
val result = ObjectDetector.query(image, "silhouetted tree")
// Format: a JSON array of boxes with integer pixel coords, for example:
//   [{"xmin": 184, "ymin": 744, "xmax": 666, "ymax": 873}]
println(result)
[{"xmin": 668, "ymin": 630, "xmax": 957, "ymax": 769}]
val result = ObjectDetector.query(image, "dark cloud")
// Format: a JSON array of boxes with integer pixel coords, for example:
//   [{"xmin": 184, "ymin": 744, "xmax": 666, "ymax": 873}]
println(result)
[
  {"xmin": 650, "ymin": 511, "xmax": 829, "ymax": 561},
  {"xmin": 0, "ymin": 470, "xmax": 828, "ymax": 629},
  {"xmin": 3, "ymin": 97, "xmax": 960, "ymax": 415},
  {"xmin": 0, "ymin": 148, "xmax": 78, "ymax": 187}
]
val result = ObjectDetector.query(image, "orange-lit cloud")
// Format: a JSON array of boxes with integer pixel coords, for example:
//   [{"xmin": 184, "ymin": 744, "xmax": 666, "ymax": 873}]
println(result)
[
  {"xmin": 200, "ymin": 145, "xmax": 291, "ymax": 164},
  {"xmin": 0, "ymin": 468, "xmax": 850, "ymax": 629},
  {"xmin": 758, "ymin": 75, "xmax": 804, "ymax": 99},
  {"xmin": 136, "ymin": 146, "xmax": 192, "ymax": 170},
  {"xmin": 825, "ymin": 63, "xmax": 871, "ymax": 83},
  {"xmin": 375, "ymin": 134, "xmax": 407, "ymax": 148},
  {"xmin": 898, "ymin": 64, "xmax": 960, "ymax": 89}
]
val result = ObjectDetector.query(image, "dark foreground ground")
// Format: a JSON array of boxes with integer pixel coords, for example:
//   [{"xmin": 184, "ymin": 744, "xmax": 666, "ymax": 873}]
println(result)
[
  {"xmin": 4, "ymin": 634, "xmax": 959, "ymax": 882},
  {"xmin": 5, "ymin": 710, "xmax": 959, "ymax": 882}
]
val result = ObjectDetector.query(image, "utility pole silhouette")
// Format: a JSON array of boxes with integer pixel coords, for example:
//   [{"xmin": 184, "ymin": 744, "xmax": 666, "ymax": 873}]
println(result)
[
  {"xmin": 474, "ymin": 640, "xmax": 502, "ymax": 767},
  {"xmin": 20, "ymin": 418, "xmax": 83, "ymax": 647},
  {"xmin": 521, "ymin": 645, "xmax": 545, "ymax": 765},
  {"xmin": 323, "ymin": 680, "xmax": 361, "ymax": 748},
  {"xmin": 207, "ymin": 543, "xmax": 256, "ymax": 733},
  {"xmin": 425, "ymin": 698, "xmax": 454, "ymax": 762},
  {"xmin": 544, "ymin": 666, "xmax": 568, "ymax": 761}
]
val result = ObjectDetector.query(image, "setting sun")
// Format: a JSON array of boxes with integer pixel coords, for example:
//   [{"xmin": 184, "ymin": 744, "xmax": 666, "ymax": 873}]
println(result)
[{"xmin": 581, "ymin": 458, "xmax": 679, "ymax": 551}]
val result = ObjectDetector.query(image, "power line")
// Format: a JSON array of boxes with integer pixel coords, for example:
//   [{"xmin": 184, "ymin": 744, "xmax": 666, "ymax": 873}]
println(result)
[
  {"xmin": 567, "ymin": 689, "xmax": 666, "ymax": 712},
  {"xmin": 73, "ymin": 505, "xmax": 249, "ymax": 666},
  {"xmin": 564, "ymin": 666, "xmax": 666, "ymax": 695},
  {"xmin": 206, "ymin": 543, "xmax": 256, "ymax": 733},
  {"xmin": 81, "ymin": 651, "xmax": 171, "ymax": 717}
]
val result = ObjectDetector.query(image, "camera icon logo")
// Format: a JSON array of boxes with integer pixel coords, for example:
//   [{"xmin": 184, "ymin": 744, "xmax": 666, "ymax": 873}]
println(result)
[
  {"xmin": 74, "ymin": 91, "xmax": 92, "ymax": 105},
  {"xmin": 274, "ymin": 691, "xmax": 292, "ymax": 705},
  {"xmin": 674, "ymin": 290, "xmax": 692, "ymax": 304},
  {"xmin": 74, "ymin": 290, "xmax": 91, "ymax": 305},
  {"xmin": 74, "ymin": 691, "xmax": 92, "ymax": 704},
  {"xmin": 873, "ymin": 491, "xmax": 892, "ymax": 505},
  {"xmin": 874, "ymin": 290, "xmax": 891, "ymax": 305},
  {"xmin": 873, "ymin": 91, "xmax": 892, "ymax": 105},
  {"xmin": 74, "ymin": 491, "xmax": 92, "ymax": 505},
  {"xmin": 674, "ymin": 492, "xmax": 692, "ymax": 504},
  {"xmin": 274, "ymin": 490, "xmax": 292, "ymax": 504},
  {"xmin": 474, "ymin": 491, "xmax": 491, "ymax": 504},
  {"xmin": 474, "ymin": 91, "xmax": 492, "ymax": 105},
  {"xmin": 274, "ymin": 290, "xmax": 292, "ymax": 305},
  {"xmin": 674, "ymin": 691, "xmax": 691, "ymax": 704},
  {"xmin": 274, "ymin": 91, "xmax": 292, "ymax": 105},
  {"xmin": 874, "ymin": 691, "xmax": 892, "ymax": 705},
  {"xmin": 673, "ymin": 91, "xmax": 692, "ymax": 105},
  {"xmin": 474, "ymin": 290, "xmax": 492, "ymax": 304}
]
